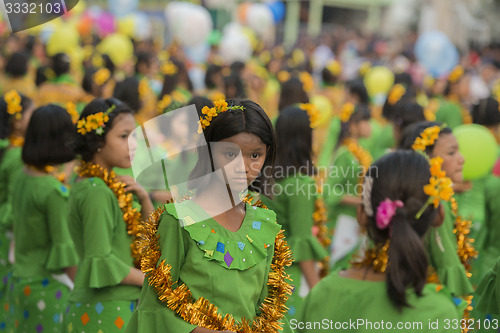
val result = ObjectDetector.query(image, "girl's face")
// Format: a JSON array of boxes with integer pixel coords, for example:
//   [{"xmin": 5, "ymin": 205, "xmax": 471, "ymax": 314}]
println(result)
[
  {"xmin": 211, "ymin": 132, "xmax": 267, "ymax": 192},
  {"xmin": 94, "ymin": 113, "xmax": 136, "ymax": 170},
  {"xmin": 432, "ymin": 133, "xmax": 465, "ymax": 183},
  {"xmin": 170, "ymin": 112, "xmax": 189, "ymax": 142},
  {"xmin": 351, "ymin": 120, "xmax": 371, "ymax": 139}
]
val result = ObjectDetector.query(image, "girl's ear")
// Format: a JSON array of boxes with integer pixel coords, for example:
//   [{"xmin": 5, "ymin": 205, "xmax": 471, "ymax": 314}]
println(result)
[
  {"xmin": 357, "ymin": 204, "xmax": 369, "ymax": 228},
  {"xmin": 432, "ymin": 204, "xmax": 445, "ymax": 227}
]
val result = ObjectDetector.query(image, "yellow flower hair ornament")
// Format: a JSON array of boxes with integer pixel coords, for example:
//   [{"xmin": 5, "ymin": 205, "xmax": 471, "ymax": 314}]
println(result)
[
  {"xmin": 299, "ymin": 71, "xmax": 314, "ymax": 93},
  {"xmin": 93, "ymin": 68, "xmax": 111, "ymax": 86},
  {"xmin": 448, "ymin": 65, "xmax": 464, "ymax": 84},
  {"xmin": 387, "ymin": 84, "xmax": 406, "ymax": 105},
  {"xmin": 161, "ymin": 61, "xmax": 178, "ymax": 76},
  {"xmin": 326, "ymin": 60, "xmax": 342, "ymax": 77},
  {"xmin": 65, "ymin": 102, "xmax": 80, "ymax": 124},
  {"xmin": 299, "ymin": 103, "xmax": 320, "ymax": 128},
  {"xmin": 4, "ymin": 90, "xmax": 23, "ymax": 120},
  {"xmin": 277, "ymin": 70, "xmax": 290, "ymax": 83},
  {"xmin": 339, "ymin": 102, "xmax": 355, "ymax": 123},
  {"xmin": 77, "ymin": 105, "xmax": 116, "ymax": 136},
  {"xmin": 416, "ymin": 156, "xmax": 454, "ymax": 218},
  {"xmin": 197, "ymin": 99, "xmax": 244, "ymax": 134},
  {"xmin": 411, "ymin": 125, "xmax": 441, "ymax": 151}
]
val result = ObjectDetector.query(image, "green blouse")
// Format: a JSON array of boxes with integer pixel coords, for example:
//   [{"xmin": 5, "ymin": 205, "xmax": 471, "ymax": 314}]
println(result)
[
  {"xmin": 324, "ymin": 146, "xmax": 361, "ymax": 227},
  {"xmin": 260, "ymin": 175, "xmax": 328, "ymax": 263},
  {"xmin": 298, "ymin": 271, "xmax": 464, "ymax": 333},
  {"xmin": 67, "ymin": 177, "xmax": 141, "ymax": 303},
  {"xmin": 0, "ymin": 147, "xmax": 23, "ymax": 229},
  {"xmin": 126, "ymin": 200, "xmax": 293, "ymax": 333},
  {"xmin": 11, "ymin": 172, "xmax": 79, "ymax": 277},
  {"xmin": 425, "ymin": 201, "xmax": 473, "ymax": 296},
  {"xmin": 476, "ymin": 257, "xmax": 500, "ymax": 315}
]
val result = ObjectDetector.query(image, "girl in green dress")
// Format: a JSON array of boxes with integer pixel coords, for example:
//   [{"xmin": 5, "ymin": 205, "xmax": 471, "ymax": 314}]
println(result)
[
  {"xmin": 260, "ymin": 105, "xmax": 329, "ymax": 320},
  {"xmin": 64, "ymin": 98, "xmax": 154, "ymax": 332},
  {"xmin": 0, "ymin": 90, "xmax": 35, "ymax": 328},
  {"xmin": 299, "ymin": 151, "xmax": 464, "ymax": 333},
  {"xmin": 10, "ymin": 104, "xmax": 79, "ymax": 332},
  {"xmin": 324, "ymin": 103, "xmax": 372, "ymax": 270},
  {"xmin": 126, "ymin": 99, "xmax": 293, "ymax": 332},
  {"xmin": 400, "ymin": 122, "xmax": 474, "ymax": 298}
]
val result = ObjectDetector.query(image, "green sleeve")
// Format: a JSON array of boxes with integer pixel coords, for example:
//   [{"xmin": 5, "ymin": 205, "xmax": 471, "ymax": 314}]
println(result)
[
  {"xmin": 287, "ymin": 177, "xmax": 328, "ymax": 262},
  {"xmin": 45, "ymin": 184, "xmax": 79, "ymax": 271},
  {"xmin": 476, "ymin": 257, "xmax": 500, "ymax": 315},
  {"xmin": 426, "ymin": 207, "xmax": 474, "ymax": 297},
  {"xmin": 126, "ymin": 212, "xmax": 196, "ymax": 333},
  {"xmin": 317, "ymin": 118, "xmax": 341, "ymax": 168},
  {"xmin": 0, "ymin": 149, "xmax": 23, "ymax": 228},
  {"xmin": 323, "ymin": 149, "xmax": 354, "ymax": 208},
  {"xmin": 77, "ymin": 187, "xmax": 131, "ymax": 289}
]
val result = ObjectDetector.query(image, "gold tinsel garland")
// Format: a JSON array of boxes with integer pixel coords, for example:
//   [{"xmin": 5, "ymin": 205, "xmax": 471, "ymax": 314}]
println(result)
[
  {"xmin": 343, "ymin": 138, "xmax": 373, "ymax": 182},
  {"xmin": 312, "ymin": 197, "xmax": 330, "ymax": 277},
  {"xmin": 351, "ymin": 240, "xmax": 390, "ymax": 273},
  {"xmin": 138, "ymin": 204, "xmax": 294, "ymax": 332},
  {"xmin": 9, "ymin": 135, "xmax": 24, "ymax": 147},
  {"xmin": 450, "ymin": 197, "xmax": 477, "ymax": 276},
  {"xmin": 78, "ymin": 162, "xmax": 143, "ymax": 267}
]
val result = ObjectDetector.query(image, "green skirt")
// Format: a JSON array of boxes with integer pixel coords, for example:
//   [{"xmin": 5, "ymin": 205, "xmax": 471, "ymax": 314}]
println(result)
[
  {"xmin": 63, "ymin": 300, "xmax": 137, "ymax": 332},
  {"xmin": 8, "ymin": 276, "xmax": 70, "ymax": 333}
]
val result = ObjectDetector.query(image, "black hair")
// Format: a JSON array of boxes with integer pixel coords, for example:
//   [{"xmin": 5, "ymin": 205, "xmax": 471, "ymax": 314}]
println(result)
[
  {"xmin": 160, "ymin": 58, "xmax": 193, "ymax": 96},
  {"xmin": 5, "ymin": 52, "xmax": 30, "ymax": 77},
  {"xmin": 321, "ymin": 66, "xmax": 339, "ymax": 86},
  {"xmin": 346, "ymin": 79, "xmax": 370, "ymax": 105},
  {"xmin": 0, "ymin": 92, "xmax": 33, "ymax": 163},
  {"xmin": 113, "ymin": 77, "xmax": 141, "ymax": 113},
  {"xmin": 230, "ymin": 61, "xmax": 246, "ymax": 76},
  {"xmin": 189, "ymin": 99, "xmax": 276, "ymax": 196},
  {"xmin": 472, "ymin": 97, "xmax": 500, "ymax": 126},
  {"xmin": 135, "ymin": 51, "xmax": 155, "ymax": 75},
  {"xmin": 337, "ymin": 103, "xmax": 371, "ymax": 145},
  {"xmin": 278, "ymin": 77, "xmax": 309, "ymax": 111},
  {"xmin": 398, "ymin": 121, "xmax": 452, "ymax": 155},
  {"xmin": 365, "ymin": 150, "xmax": 438, "ymax": 310},
  {"xmin": 382, "ymin": 84, "xmax": 416, "ymax": 121},
  {"xmin": 444, "ymin": 69, "xmax": 469, "ymax": 97},
  {"xmin": 223, "ymin": 73, "xmax": 246, "ymax": 99},
  {"xmin": 205, "ymin": 64, "xmax": 223, "ymax": 90},
  {"xmin": 74, "ymin": 98, "xmax": 134, "ymax": 162},
  {"xmin": 35, "ymin": 66, "xmax": 49, "ymax": 86},
  {"xmin": 22, "ymin": 104, "xmax": 75, "ymax": 168},
  {"xmin": 50, "ymin": 53, "xmax": 71, "ymax": 77},
  {"xmin": 390, "ymin": 102, "xmax": 426, "ymax": 133},
  {"xmin": 274, "ymin": 105, "xmax": 315, "ymax": 179}
]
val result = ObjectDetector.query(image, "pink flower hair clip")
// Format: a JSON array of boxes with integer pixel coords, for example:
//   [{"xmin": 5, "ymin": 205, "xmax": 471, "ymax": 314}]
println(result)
[{"xmin": 376, "ymin": 198, "xmax": 404, "ymax": 230}]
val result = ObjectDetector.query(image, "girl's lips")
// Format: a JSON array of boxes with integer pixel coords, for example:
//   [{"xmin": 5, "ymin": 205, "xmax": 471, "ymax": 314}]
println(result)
[{"xmin": 231, "ymin": 178, "xmax": 248, "ymax": 184}]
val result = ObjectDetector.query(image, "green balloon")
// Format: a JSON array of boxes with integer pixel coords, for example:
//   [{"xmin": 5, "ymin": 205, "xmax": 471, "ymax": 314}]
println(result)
[{"xmin": 454, "ymin": 124, "xmax": 498, "ymax": 180}]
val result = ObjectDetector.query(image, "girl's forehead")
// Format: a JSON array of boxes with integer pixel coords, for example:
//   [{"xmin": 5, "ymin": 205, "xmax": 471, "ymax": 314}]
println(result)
[{"xmin": 217, "ymin": 132, "xmax": 266, "ymax": 149}]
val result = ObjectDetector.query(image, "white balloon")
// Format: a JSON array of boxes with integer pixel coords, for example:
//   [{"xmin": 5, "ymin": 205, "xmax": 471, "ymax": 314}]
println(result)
[
  {"xmin": 246, "ymin": 3, "xmax": 273, "ymax": 37},
  {"xmin": 165, "ymin": 3, "xmax": 213, "ymax": 47},
  {"xmin": 219, "ymin": 33, "xmax": 252, "ymax": 64}
]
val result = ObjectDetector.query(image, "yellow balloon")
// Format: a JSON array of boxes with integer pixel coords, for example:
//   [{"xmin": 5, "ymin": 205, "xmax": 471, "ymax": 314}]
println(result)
[
  {"xmin": 364, "ymin": 66, "xmax": 394, "ymax": 98},
  {"xmin": 97, "ymin": 33, "xmax": 133, "ymax": 67},
  {"xmin": 46, "ymin": 25, "xmax": 80, "ymax": 56},
  {"xmin": 117, "ymin": 16, "xmax": 136, "ymax": 38},
  {"xmin": 311, "ymin": 95, "xmax": 333, "ymax": 128}
]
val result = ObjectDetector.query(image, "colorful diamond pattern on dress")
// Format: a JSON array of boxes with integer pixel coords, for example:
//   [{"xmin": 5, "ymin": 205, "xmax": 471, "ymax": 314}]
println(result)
[
  {"xmin": 130, "ymin": 301, "xmax": 135, "ymax": 312},
  {"xmin": 252, "ymin": 221, "xmax": 261, "ymax": 230},
  {"xmin": 80, "ymin": 312, "xmax": 90, "ymax": 325},
  {"xmin": 41, "ymin": 278, "xmax": 49, "ymax": 287},
  {"xmin": 36, "ymin": 324, "xmax": 43, "ymax": 332},
  {"xmin": 23, "ymin": 310, "xmax": 29, "ymax": 318},
  {"xmin": 224, "ymin": 252, "xmax": 234, "ymax": 267},
  {"xmin": 216, "ymin": 242, "xmax": 225, "ymax": 253},
  {"xmin": 55, "ymin": 290, "xmax": 62, "ymax": 299},
  {"xmin": 237, "ymin": 242, "xmax": 245, "ymax": 251},
  {"xmin": 114, "ymin": 316, "xmax": 125, "ymax": 329},
  {"xmin": 23, "ymin": 286, "xmax": 31, "ymax": 296},
  {"xmin": 53, "ymin": 313, "xmax": 60, "ymax": 323},
  {"xmin": 95, "ymin": 302, "xmax": 104, "ymax": 314},
  {"xmin": 37, "ymin": 300, "xmax": 46, "ymax": 311}
]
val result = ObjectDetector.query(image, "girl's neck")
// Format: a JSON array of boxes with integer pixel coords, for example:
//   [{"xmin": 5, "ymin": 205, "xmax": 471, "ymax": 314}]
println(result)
[{"xmin": 340, "ymin": 267, "xmax": 386, "ymax": 282}]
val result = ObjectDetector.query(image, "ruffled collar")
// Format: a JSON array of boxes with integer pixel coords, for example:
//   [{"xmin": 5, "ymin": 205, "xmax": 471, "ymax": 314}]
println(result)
[{"xmin": 164, "ymin": 200, "xmax": 281, "ymax": 270}]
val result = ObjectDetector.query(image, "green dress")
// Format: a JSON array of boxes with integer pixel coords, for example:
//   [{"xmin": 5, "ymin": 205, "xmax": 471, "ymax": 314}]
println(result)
[
  {"xmin": 64, "ymin": 177, "xmax": 141, "ymax": 332},
  {"xmin": 125, "ymin": 200, "xmax": 293, "ymax": 332},
  {"xmin": 10, "ymin": 172, "xmax": 79, "ymax": 333},
  {"xmin": 425, "ymin": 201, "xmax": 474, "ymax": 297},
  {"xmin": 323, "ymin": 146, "xmax": 363, "ymax": 271},
  {"xmin": 260, "ymin": 175, "xmax": 329, "ymax": 319},
  {"xmin": 298, "ymin": 271, "xmax": 465, "ymax": 333},
  {"xmin": 0, "ymin": 147, "xmax": 22, "ymax": 327},
  {"xmin": 359, "ymin": 119, "xmax": 394, "ymax": 161}
]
